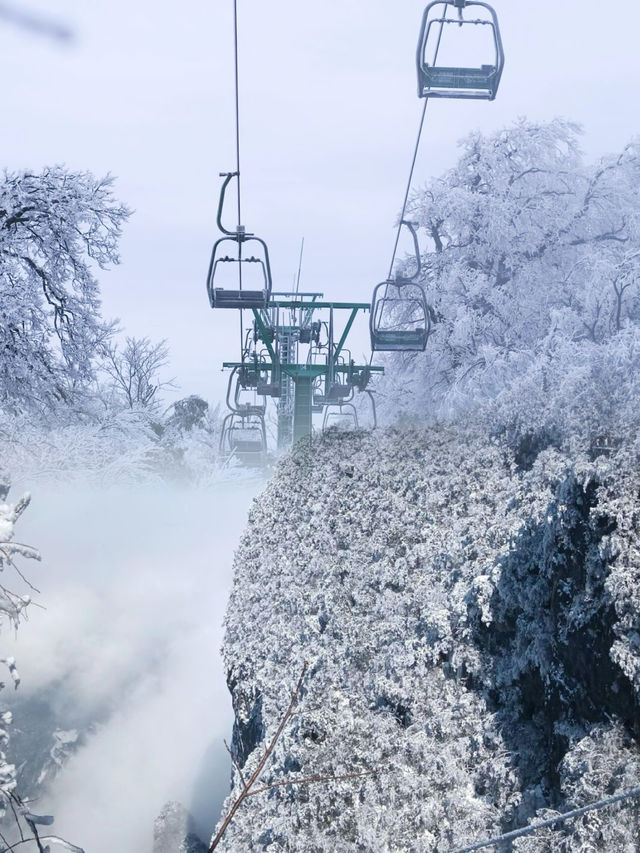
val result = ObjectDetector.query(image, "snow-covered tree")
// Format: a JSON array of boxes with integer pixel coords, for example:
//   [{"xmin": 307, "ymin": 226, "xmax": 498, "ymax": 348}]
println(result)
[
  {"xmin": 0, "ymin": 166, "xmax": 130, "ymax": 415},
  {"xmin": 386, "ymin": 119, "xmax": 640, "ymax": 449},
  {"xmin": 102, "ymin": 336, "xmax": 173, "ymax": 413}
]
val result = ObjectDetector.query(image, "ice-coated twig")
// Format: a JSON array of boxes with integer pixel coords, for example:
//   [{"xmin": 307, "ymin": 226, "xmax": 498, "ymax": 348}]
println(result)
[
  {"xmin": 224, "ymin": 738, "xmax": 247, "ymax": 788},
  {"xmin": 209, "ymin": 662, "xmax": 308, "ymax": 851}
]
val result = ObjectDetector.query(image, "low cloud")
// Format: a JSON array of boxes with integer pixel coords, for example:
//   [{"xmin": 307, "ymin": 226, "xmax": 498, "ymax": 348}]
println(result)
[{"xmin": 3, "ymin": 477, "xmax": 261, "ymax": 851}]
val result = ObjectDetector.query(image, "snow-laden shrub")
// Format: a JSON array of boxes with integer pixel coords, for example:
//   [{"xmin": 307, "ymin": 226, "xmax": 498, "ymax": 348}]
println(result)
[
  {"xmin": 0, "ymin": 397, "xmax": 229, "ymax": 487},
  {"xmin": 0, "ymin": 408, "xmax": 166, "ymax": 486}
]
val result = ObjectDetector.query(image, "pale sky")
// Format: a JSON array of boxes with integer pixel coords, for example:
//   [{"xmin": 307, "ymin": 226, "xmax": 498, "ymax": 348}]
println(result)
[{"xmin": 3, "ymin": 0, "xmax": 640, "ymax": 403}]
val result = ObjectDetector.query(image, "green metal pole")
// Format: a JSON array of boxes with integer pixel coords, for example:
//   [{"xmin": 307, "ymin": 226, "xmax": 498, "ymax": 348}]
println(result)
[
  {"xmin": 333, "ymin": 308, "xmax": 360, "ymax": 365},
  {"xmin": 293, "ymin": 375, "xmax": 313, "ymax": 443}
]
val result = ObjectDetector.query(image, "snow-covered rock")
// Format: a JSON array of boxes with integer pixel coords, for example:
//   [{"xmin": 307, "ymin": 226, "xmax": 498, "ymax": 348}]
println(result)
[
  {"xmin": 153, "ymin": 801, "xmax": 207, "ymax": 853},
  {"xmin": 215, "ymin": 425, "xmax": 640, "ymax": 851}
]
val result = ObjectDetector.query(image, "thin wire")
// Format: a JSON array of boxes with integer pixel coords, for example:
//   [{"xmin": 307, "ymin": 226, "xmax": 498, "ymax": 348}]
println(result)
[
  {"xmin": 232, "ymin": 0, "xmax": 241, "ymax": 231},
  {"xmin": 386, "ymin": 10, "xmax": 446, "ymax": 281},
  {"xmin": 448, "ymin": 785, "xmax": 640, "ymax": 853},
  {"xmin": 387, "ymin": 99, "xmax": 428, "ymax": 280},
  {"xmin": 232, "ymin": 0, "xmax": 244, "ymax": 352}
]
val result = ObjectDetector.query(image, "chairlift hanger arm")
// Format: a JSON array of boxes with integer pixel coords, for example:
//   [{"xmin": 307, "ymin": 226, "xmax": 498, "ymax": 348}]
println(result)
[
  {"xmin": 217, "ymin": 172, "xmax": 242, "ymax": 237},
  {"xmin": 399, "ymin": 219, "xmax": 422, "ymax": 281}
]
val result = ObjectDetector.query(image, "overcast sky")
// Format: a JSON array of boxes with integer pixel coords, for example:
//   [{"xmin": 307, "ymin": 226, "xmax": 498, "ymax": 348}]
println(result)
[{"xmin": 3, "ymin": 0, "xmax": 640, "ymax": 402}]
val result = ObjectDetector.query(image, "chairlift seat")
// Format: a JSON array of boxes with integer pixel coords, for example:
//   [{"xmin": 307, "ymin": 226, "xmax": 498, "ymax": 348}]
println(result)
[
  {"xmin": 371, "ymin": 329, "xmax": 429, "ymax": 352},
  {"xmin": 322, "ymin": 403, "xmax": 359, "ymax": 432},
  {"xmin": 419, "ymin": 64, "xmax": 499, "ymax": 99},
  {"xmin": 212, "ymin": 289, "xmax": 268, "ymax": 310}
]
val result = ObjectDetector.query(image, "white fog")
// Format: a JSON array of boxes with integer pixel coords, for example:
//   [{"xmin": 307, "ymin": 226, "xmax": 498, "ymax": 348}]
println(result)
[{"xmin": 2, "ymin": 478, "xmax": 262, "ymax": 851}]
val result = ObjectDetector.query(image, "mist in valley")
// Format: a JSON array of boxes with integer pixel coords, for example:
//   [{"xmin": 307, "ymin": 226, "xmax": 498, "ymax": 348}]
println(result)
[{"xmin": 3, "ymin": 475, "xmax": 262, "ymax": 851}]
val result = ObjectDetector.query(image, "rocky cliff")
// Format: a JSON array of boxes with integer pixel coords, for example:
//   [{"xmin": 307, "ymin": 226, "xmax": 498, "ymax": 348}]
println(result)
[{"xmin": 215, "ymin": 425, "xmax": 640, "ymax": 851}]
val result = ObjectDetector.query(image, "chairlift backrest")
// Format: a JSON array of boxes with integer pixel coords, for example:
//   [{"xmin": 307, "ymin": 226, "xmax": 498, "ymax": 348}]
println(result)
[
  {"xmin": 220, "ymin": 412, "xmax": 267, "ymax": 464},
  {"xmin": 417, "ymin": 1, "xmax": 504, "ymax": 100}
]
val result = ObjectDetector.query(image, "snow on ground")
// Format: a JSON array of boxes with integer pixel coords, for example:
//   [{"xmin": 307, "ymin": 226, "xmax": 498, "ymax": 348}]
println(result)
[{"xmin": 2, "ymin": 475, "xmax": 263, "ymax": 852}]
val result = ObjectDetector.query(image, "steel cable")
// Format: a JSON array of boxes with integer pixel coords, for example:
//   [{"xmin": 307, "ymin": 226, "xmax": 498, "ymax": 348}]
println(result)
[
  {"xmin": 448, "ymin": 785, "xmax": 640, "ymax": 853},
  {"xmin": 232, "ymin": 0, "xmax": 244, "ymax": 356},
  {"xmin": 386, "ymin": 6, "xmax": 446, "ymax": 280},
  {"xmin": 369, "ymin": 5, "xmax": 446, "ymax": 368}
]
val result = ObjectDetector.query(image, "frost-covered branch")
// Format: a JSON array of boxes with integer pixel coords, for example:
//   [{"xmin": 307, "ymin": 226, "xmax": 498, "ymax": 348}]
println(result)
[{"xmin": 209, "ymin": 663, "xmax": 309, "ymax": 851}]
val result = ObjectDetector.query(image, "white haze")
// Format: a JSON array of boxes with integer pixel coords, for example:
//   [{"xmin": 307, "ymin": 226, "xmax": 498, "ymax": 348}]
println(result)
[{"xmin": 3, "ymin": 476, "xmax": 263, "ymax": 852}]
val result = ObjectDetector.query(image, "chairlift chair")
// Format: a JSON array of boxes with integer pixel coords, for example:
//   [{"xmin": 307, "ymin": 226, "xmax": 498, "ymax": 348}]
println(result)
[
  {"xmin": 417, "ymin": 1, "xmax": 504, "ymax": 100},
  {"xmin": 370, "ymin": 221, "xmax": 432, "ymax": 352},
  {"xmin": 207, "ymin": 236, "xmax": 272, "ymax": 309},
  {"xmin": 219, "ymin": 412, "xmax": 267, "ymax": 467},
  {"xmin": 206, "ymin": 172, "xmax": 273, "ymax": 309},
  {"xmin": 226, "ymin": 366, "xmax": 266, "ymax": 416},
  {"xmin": 322, "ymin": 402, "xmax": 359, "ymax": 432},
  {"xmin": 370, "ymin": 279, "xmax": 431, "ymax": 352}
]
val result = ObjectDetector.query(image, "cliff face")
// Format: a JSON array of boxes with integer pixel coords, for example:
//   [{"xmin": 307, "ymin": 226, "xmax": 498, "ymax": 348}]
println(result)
[
  {"xmin": 153, "ymin": 802, "xmax": 207, "ymax": 853},
  {"xmin": 217, "ymin": 426, "xmax": 640, "ymax": 851}
]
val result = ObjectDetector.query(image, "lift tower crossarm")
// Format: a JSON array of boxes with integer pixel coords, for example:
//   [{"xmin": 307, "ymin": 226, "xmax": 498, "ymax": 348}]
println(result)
[
  {"xmin": 221, "ymin": 362, "xmax": 383, "ymax": 377},
  {"xmin": 268, "ymin": 300, "xmax": 370, "ymax": 310}
]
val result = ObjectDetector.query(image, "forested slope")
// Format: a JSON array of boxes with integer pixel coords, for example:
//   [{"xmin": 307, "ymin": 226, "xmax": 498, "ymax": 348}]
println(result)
[{"xmin": 216, "ymin": 425, "xmax": 640, "ymax": 851}]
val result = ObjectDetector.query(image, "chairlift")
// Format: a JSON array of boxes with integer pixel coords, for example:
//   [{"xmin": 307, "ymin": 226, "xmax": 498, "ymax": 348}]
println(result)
[
  {"xmin": 245, "ymin": 349, "xmax": 281, "ymax": 397},
  {"xmin": 417, "ymin": 1, "xmax": 504, "ymax": 100},
  {"xmin": 219, "ymin": 412, "xmax": 267, "ymax": 467},
  {"xmin": 322, "ymin": 402, "xmax": 359, "ymax": 432},
  {"xmin": 206, "ymin": 173, "xmax": 273, "ymax": 309},
  {"xmin": 226, "ymin": 366, "xmax": 266, "ymax": 416},
  {"xmin": 370, "ymin": 221, "xmax": 432, "ymax": 352}
]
